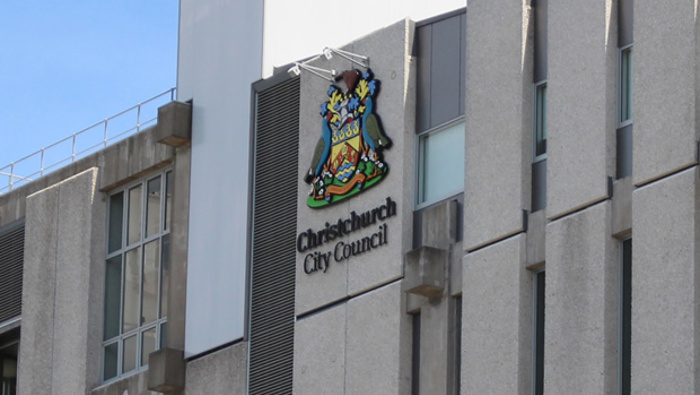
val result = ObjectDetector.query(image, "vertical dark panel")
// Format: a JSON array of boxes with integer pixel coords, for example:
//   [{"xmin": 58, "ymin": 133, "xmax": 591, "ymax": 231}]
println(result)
[
  {"xmin": 532, "ymin": 159, "xmax": 547, "ymax": 212},
  {"xmin": 416, "ymin": 24, "xmax": 433, "ymax": 132},
  {"xmin": 534, "ymin": 0, "xmax": 548, "ymax": 82},
  {"xmin": 248, "ymin": 76, "xmax": 299, "ymax": 395},
  {"xmin": 619, "ymin": 0, "xmax": 634, "ymax": 47},
  {"xmin": 621, "ymin": 238, "xmax": 632, "ymax": 395},
  {"xmin": 534, "ymin": 271, "xmax": 546, "ymax": 395},
  {"xmin": 616, "ymin": 124, "xmax": 633, "ymax": 179},
  {"xmin": 0, "ymin": 220, "xmax": 24, "ymax": 325},
  {"xmin": 454, "ymin": 296, "xmax": 462, "ymax": 395},
  {"xmin": 430, "ymin": 15, "xmax": 463, "ymax": 127},
  {"xmin": 411, "ymin": 313, "xmax": 421, "ymax": 395}
]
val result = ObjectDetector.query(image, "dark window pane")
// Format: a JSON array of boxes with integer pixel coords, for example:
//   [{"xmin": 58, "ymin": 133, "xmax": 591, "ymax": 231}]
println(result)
[
  {"xmin": 141, "ymin": 327, "xmax": 156, "ymax": 367},
  {"xmin": 146, "ymin": 176, "xmax": 161, "ymax": 238},
  {"xmin": 127, "ymin": 186, "xmax": 142, "ymax": 245},
  {"xmin": 108, "ymin": 192, "xmax": 124, "ymax": 253},
  {"xmin": 103, "ymin": 343, "xmax": 118, "ymax": 381},
  {"xmin": 165, "ymin": 171, "xmax": 173, "ymax": 231},
  {"xmin": 123, "ymin": 335, "xmax": 137, "ymax": 373},
  {"xmin": 104, "ymin": 256, "xmax": 122, "ymax": 340},
  {"xmin": 160, "ymin": 234, "xmax": 170, "ymax": 318},
  {"xmin": 123, "ymin": 247, "xmax": 141, "ymax": 332}
]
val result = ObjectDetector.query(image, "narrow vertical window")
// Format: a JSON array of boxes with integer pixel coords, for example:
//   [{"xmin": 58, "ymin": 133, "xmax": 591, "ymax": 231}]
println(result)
[
  {"xmin": 620, "ymin": 238, "xmax": 632, "ymax": 395},
  {"xmin": 103, "ymin": 171, "xmax": 170, "ymax": 382},
  {"xmin": 619, "ymin": 47, "xmax": 633, "ymax": 125},
  {"xmin": 417, "ymin": 120, "xmax": 465, "ymax": 207},
  {"xmin": 533, "ymin": 270, "xmax": 545, "ymax": 395},
  {"xmin": 534, "ymin": 82, "xmax": 548, "ymax": 159},
  {"xmin": 412, "ymin": 313, "xmax": 421, "ymax": 395}
]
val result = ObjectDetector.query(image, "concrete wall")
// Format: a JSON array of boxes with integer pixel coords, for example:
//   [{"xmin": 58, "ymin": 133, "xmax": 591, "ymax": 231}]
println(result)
[
  {"xmin": 293, "ymin": 282, "xmax": 411, "ymax": 395},
  {"xmin": 185, "ymin": 342, "xmax": 248, "ymax": 394},
  {"xmin": 0, "ymin": 125, "xmax": 173, "ymax": 228},
  {"xmin": 544, "ymin": 202, "xmax": 618, "ymax": 394},
  {"xmin": 178, "ymin": 0, "xmax": 264, "ymax": 356},
  {"xmin": 461, "ymin": 234, "xmax": 531, "ymax": 394},
  {"xmin": 546, "ymin": 0, "xmax": 615, "ymax": 218},
  {"xmin": 18, "ymin": 168, "xmax": 105, "ymax": 395},
  {"xmin": 634, "ymin": 0, "xmax": 697, "ymax": 185},
  {"xmin": 463, "ymin": 0, "xmax": 531, "ymax": 250},
  {"xmin": 632, "ymin": 168, "xmax": 698, "ymax": 393}
]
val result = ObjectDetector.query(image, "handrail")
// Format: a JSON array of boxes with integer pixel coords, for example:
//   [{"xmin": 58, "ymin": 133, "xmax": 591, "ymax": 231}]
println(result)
[{"xmin": 0, "ymin": 88, "xmax": 176, "ymax": 194}]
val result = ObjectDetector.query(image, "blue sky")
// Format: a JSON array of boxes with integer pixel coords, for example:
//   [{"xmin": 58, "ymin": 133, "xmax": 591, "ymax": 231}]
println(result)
[{"xmin": 0, "ymin": 1, "xmax": 178, "ymax": 174}]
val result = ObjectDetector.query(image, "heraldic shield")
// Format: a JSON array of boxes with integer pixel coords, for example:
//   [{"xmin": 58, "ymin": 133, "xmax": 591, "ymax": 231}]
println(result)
[{"xmin": 303, "ymin": 69, "xmax": 392, "ymax": 208}]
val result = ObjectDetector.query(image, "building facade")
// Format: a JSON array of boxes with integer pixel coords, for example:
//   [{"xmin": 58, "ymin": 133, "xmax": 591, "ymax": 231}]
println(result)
[{"xmin": 1, "ymin": 1, "xmax": 699, "ymax": 394}]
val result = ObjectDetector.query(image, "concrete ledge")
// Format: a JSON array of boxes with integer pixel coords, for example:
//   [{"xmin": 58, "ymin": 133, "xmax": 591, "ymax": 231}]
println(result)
[
  {"xmin": 404, "ymin": 246, "xmax": 446, "ymax": 299},
  {"xmin": 611, "ymin": 175, "xmax": 632, "ymax": 238},
  {"xmin": 147, "ymin": 348, "xmax": 185, "ymax": 393},
  {"xmin": 155, "ymin": 101, "xmax": 192, "ymax": 147}
]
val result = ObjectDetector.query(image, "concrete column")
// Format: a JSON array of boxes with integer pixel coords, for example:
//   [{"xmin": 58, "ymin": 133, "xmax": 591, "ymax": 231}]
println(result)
[
  {"xmin": 463, "ymin": 0, "xmax": 531, "ymax": 250},
  {"xmin": 634, "ymin": 0, "xmax": 697, "ymax": 185},
  {"xmin": 547, "ymin": 0, "xmax": 615, "ymax": 217},
  {"xmin": 18, "ymin": 168, "xmax": 105, "ymax": 394},
  {"xmin": 462, "ymin": 234, "xmax": 531, "ymax": 394},
  {"xmin": 632, "ymin": 168, "xmax": 698, "ymax": 393},
  {"xmin": 544, "ymin": 202, "xmax": 617, "ymax": 394}
]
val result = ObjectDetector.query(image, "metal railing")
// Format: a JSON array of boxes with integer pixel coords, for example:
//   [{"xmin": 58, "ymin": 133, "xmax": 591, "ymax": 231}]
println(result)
[{"xmin": 0, "ymin": 88, "xmax": 176, "ymax": 194}]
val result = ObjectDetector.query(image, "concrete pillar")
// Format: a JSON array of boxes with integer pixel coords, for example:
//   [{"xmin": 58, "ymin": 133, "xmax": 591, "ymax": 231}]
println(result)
[
  {"xmin": 547, "ymin": 0, "xmax": 615, "ymax": 218},
  {"xmin": 544, "ymin": 202, "xmax": 617, "ymax": 394},
  {"xmin": 464, "ymin": 0, "xmax": 531, "ymax": 250},
  {"xmin": 462, "ymin": 234, "xmax": 531, "ymax": 394},
  {"xmin": 18, "ymin": 168, "xmax": 105, "ymax": 394},
  {"xmin": 632, "ymin": 168, "xmax": 698, "ymax": 393},
  {"xmin": 634, "ymin": 0, "xmax": 697, "ymax": 185}
]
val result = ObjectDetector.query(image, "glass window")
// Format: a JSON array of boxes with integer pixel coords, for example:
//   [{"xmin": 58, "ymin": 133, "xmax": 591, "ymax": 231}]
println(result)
[
  {"xmin": 534, "ymin": 82, "xmax": 547, "ymax": 159},
  {"xmin": 103, "ymin": 170, "xmax": 170, "ymax": 382},
  {"xmin": 417, "ymin": 120, "xmax": 465, "ymax": 206},
  {"xmin": 619, "ymin": 46, "xmax": 633, "ymax": 125}
]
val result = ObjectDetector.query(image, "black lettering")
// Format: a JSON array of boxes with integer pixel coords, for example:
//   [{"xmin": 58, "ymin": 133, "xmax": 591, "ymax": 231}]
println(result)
[
  {"xmin": 297, "ymin": 232, "xmax": 308, "ymax": 252},
  {"xmin": 371, "ymin": 208, "xmax": 378, "ymax": 224},
  {"xmin": 343, "ymin": 243, "xmax": 352, "ymax": 259},
  {"xmin": 371, "ymin": 233, "xmax": 379, "ymax": 248},
  {"xmin": 329, "ymin": 224, "xmax": 338, "ymax": 240},
  {"xmin": 386, "ymin": 197, "xmax": 396, "ymax": 217},
  {"xmin": 334, "ymin": 242, "xmax": 345, "ymax": 262},
  {"xmin": 304, "ymin": 254, "xmax": 315, "ymax": 274},
  {"xmin": 378, "ymin": 205, "xmax": 387, "ymax": 220}
]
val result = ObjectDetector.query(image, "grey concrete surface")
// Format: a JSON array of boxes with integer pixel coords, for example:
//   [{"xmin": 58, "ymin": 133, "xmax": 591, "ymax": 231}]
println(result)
[
  {"xmin": 185, "ymin": 342, "xmax": 247, "ymax": 395},
  {"xmin": 0, "ymin": 124, "xmax": 175, "ymax": 229},
  {"xmin": 293, "ymin": 304, "xmax": 346, "ymax": 394},
  {"xmin": 155, "ymin": 101, "xmax": 192, "ymax": 147},
  {"xmin": 18, "ymin": 182, "xmax": 60, "ymax": 395},
  {"xmin": 634, "ymin": 0, "xmax": 697, "ymax": 186},
  {"xmin": 463, "ymin": 0, "xmax": 530, "ymax": 251},
  {"xmin": 19, "ymin": 168, "xmax": 106, "ymax": 395},
  {"xmin": 345, "ymin": 282, "xmax": 410, "ymax": 395},
  {"xmin": 91, "ymin": 370, "xmax": 160, "ymax": 395},
  {"xmin": 165, "ymin": 145, "xmax": 191, "ymax": 352},
  {"xmin": 526, "ymin": 209, "xmax": 546, "ymax": 266},
  {"xmin": 462, "ymin": 234, "xmax": 530, "ymax": 394},
  {"xmin": 547, "ymin": 0, "xmax": 615, "ymax": 218},
  {"xmin": 612, "ymin": 175, "xmax": 633, "ymax": 237},
  {"xmin": 632, "ymin": 168, "xmax": 697, "ymax": 393},
  {"xmin": 544, "ymin": 202, "xmax": 617, "ymax": 394}
]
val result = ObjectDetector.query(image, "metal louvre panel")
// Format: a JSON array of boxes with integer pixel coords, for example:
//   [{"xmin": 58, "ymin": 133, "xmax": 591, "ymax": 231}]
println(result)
[
  {"xmin": 0, "ymin": 221, "xmax": 25, "ymax": 324},
  {"xmin": 249, "ymin": 76, "xmax": 299, "ymax": 395}
]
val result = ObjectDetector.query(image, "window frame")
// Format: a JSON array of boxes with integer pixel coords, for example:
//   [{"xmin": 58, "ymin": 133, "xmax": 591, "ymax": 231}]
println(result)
[
  {"xmin": 532, "ymin": 80, "xmax": 548, "ymax": 162},
  {"xmin": 101, "ymin": 170, "xmax": 172, "ymax": 383},
  {"xmin": 414, "ymin": 116, "xmax": 466, "ymax": 210},
  {"xmin": 617, "ymin": 44, "xmax": 633, "ymax": 127}
]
